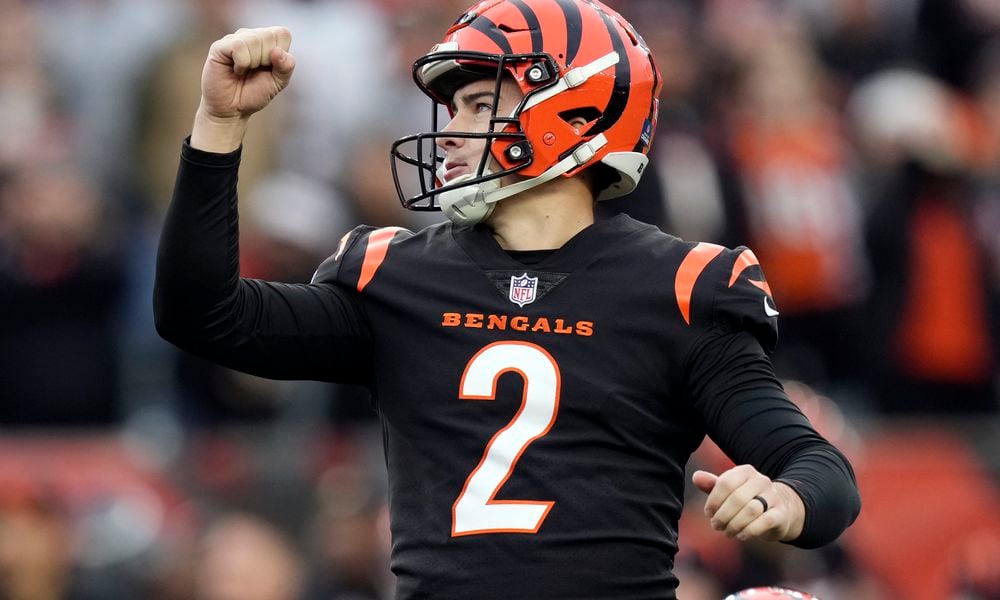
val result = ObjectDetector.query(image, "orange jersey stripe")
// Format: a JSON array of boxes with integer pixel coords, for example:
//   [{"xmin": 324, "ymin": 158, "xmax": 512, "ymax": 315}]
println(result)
[
  {"xmin": 728, "ymin": 248, "xmax": 773, "ymax": 296},
  {"xmin": 675, "ymin": 243, "xmax": 724, "ymax": 325},
  {"xmin": 357, "ymin": 227, "xmax": 404, "ymax": 292},
  {"xmin": 747, "ymin": 279, "xmax": 772, "ymax": 295}
]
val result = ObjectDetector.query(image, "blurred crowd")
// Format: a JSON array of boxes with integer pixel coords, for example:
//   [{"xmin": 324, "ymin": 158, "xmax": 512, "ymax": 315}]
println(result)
[{"xmin": 0, "ymin": 0, "xmax": 998, "ymax": 599}]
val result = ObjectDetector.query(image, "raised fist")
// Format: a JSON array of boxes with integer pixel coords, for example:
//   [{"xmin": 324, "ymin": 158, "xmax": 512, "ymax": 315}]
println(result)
[{"xmin": 198, "ymin": 26, "xmax": 295, "ymax": 121}]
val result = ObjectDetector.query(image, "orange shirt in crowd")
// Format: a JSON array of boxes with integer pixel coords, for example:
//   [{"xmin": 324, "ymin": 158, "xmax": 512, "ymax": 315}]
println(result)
[{"xmin": 730, "ymin": 114, "xmax": 866, "ymax": 314}]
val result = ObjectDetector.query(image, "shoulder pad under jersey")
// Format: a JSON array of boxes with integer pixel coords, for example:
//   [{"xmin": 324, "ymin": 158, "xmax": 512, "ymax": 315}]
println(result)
[{"xmin": 674, "ymin": 243, "xmax": 779, "ymax": 353}]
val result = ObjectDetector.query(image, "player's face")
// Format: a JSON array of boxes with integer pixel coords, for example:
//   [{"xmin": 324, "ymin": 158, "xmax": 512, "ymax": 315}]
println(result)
[{"xmin": 436, "ymin": 77, "xmax": 525, "ymax": 183}]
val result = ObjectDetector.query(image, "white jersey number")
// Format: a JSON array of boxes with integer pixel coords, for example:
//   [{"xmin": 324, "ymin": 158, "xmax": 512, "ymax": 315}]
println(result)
[{"xmin": 451, "ymin": 341, "xmax": 561, "ymax": 536}]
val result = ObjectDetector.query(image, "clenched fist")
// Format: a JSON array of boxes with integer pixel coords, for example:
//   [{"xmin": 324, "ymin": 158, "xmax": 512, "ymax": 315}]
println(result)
[
  {"xmin": 692, "ymin": 465, "xmax": 805, "ymax": 543},
  {"xmin": 192, "ymin": 26, "xmax": 295, "ymax": 153}
]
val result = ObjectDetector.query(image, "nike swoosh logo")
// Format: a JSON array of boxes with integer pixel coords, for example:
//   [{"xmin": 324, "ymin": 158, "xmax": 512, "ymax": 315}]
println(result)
[{"xmin": 764, "ymin": 296, "xmax": 780, "ymax": 317}]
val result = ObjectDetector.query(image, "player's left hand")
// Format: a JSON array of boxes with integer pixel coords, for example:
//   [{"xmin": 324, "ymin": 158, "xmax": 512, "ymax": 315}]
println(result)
[{"xmin": 692, "ymin": 465, "xmax": 804, "ymax": 543}]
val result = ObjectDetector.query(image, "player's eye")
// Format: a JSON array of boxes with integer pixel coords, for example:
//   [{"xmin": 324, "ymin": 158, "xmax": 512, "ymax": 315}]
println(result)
[{"xmin": 475, "ymin": 102, "xmax": 494, "ymax": 114}]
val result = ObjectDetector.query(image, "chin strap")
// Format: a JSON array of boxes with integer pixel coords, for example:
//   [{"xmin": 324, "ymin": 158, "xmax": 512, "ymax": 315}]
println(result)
[
  {"xmin": 485, "ymin": 134, "xmax": 608, "ymax": 203},
  {"xmin": 439, "ymin": 134, "xmax": 609, "ymax": 225}
]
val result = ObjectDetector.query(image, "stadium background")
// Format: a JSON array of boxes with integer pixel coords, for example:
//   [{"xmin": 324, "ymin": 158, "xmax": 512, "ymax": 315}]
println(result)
[{"xmin": 0, "ymin": 0, "xmax": 998, "ymax": 598}]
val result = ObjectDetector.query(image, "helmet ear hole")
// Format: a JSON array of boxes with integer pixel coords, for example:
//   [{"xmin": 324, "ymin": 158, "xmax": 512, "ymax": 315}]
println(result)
[{"xmin": 558, "ymin": 107, "xmax": 602, "ymax": 128}]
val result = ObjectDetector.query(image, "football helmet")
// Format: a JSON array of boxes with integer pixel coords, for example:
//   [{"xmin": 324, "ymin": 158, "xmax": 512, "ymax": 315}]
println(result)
[
  {"xmin": 724, "ymin": 587, "xmax": 820, "ymax": 600},
  {"xmin": 391, "ymin": 0, "xmax": 662, "ymax": 225}
]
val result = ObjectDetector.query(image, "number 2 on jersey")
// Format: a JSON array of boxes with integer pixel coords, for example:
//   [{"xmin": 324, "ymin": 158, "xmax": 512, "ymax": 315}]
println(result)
[{"xmin": 451, "ymin": 341, "xmax": 561, "ymax": 537}]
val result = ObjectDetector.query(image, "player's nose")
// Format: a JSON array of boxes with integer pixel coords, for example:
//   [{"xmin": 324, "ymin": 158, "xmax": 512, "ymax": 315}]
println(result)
[{"xmin": 436, "ymin": 116, "xmax": 466, "ymax": 150}]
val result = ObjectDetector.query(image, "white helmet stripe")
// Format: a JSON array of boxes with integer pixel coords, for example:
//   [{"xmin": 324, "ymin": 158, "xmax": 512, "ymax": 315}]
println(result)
[{"xmin": 521, "ymin": 51, "xmax": 620, "ymax": 111}]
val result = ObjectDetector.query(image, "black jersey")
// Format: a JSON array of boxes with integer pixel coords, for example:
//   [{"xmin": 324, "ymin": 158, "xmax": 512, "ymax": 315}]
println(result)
[{"xmin": 155, "ymin": 142, "xmax": 860, "ymax": 599}]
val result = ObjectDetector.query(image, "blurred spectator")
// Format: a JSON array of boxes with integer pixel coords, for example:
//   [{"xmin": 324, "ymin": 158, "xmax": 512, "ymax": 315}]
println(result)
[
  {"xmin": 0, "ymin": 0, "xmax": 55, "ymax": 172},
  {"xmin": 850, "ymin": 69, "xmax": 998, "ymax": 413},
  {"xmin": 0, "ymin": 489, "xmax": 85, "ymax": 600},
  {"xmin": 242, "ymin": 172, "xmax": 348, "ymax": 282},
  {"xmin": 193, "ymin": 511, "xmax": 304, "ymax": 600},
  {"xmin": 612, "ymin": 2, "xmax": 752, "ymax": 246},
  {"xmin": 916, "ymin": 0, "xmax": 1000, "ymax": 91},
  {"xmin": 673, "ymin": 563, "xmax": 726, "ymax": 600},
  {"xmin": 303, "ymin": 462, "xmax": 391, "ymax": 600},
  {"xmin": 0, "ymin": 156, "xmax": 125, "ymax": 425},
  {"xmin": 864, "ymin": 163, "xmax": 997, "ymax": 413},
  {"xmin": 34, "ymin": 0, "xmax": 183, "ymax": 200},
  {"xmin": 621, "ymin": 3, "xmax": 729, "ymax": 240},
  {"xmin": 338, "ymin": 129, "xmax": 428, "ymax": 230},
  {"xmin": 799, "ymin": 0, "xmax": 912, "ymax": 97},
  {"xmin": 947, "ymin": 529, "xmax": 1000, "ymax": 600},
  {"xmin": 968, "ymin": 45, "xmax": 1000, "ymax": 383},
  {"xmin": 718, "ymin": 22, "xmax": 870, "ymax": 388},
  {"xmin": 0, "ymin": 436, "xmax": 198, "ymax": 598}
]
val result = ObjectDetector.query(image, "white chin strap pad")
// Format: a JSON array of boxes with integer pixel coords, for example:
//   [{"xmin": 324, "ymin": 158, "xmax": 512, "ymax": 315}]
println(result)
[
  {"xmin": 438, "ymin": 173, "xmax": 500, "ymax": 226},
  {"xmin": 438, "ymin": 134, "xmax": 609, "ymax": 226}
]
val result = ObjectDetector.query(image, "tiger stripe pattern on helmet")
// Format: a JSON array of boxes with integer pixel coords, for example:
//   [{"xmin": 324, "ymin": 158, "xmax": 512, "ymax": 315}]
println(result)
[{"xmin": 391, "ymin": 0, "xmax": 663, "ymax": 217}]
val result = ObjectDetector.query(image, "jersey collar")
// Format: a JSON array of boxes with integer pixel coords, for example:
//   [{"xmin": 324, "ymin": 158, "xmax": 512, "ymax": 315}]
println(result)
[{"xmin": 450, "ymin": 213, "xmax": 645, "ymax": 272}]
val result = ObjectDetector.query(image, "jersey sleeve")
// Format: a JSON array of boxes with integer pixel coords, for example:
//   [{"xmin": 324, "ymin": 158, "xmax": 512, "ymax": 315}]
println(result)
[
  {"xmin": 154, "ymin": 139, "xmax": 375, "ymax": 385},
  {"xmin": 680, "ymin": 244, "xmax": 779, "ymax": 354},
  {"xmin": 683, "ymin": 330, "xmax": 861, "ymax": 548}
]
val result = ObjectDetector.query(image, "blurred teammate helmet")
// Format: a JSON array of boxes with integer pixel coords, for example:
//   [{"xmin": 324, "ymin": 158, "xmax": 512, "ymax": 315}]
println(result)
[
  {"xmin": 391, "ymin": 0, "xmax": 662, "ymax": 224},
  {"xmin": 724, "ymin": 587, "xmax": 820, "ymax": 600}
]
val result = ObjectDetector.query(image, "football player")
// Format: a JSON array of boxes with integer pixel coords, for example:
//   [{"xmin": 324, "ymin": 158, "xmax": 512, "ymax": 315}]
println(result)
[{"xmin": 155, "ymin": 1, "xmax": 861, "ymax": 597}]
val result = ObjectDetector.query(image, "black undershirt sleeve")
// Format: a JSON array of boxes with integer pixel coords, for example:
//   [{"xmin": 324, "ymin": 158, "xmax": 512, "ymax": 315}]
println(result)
[
  {"xmin": 685, "ymin": 329, "xmax": 861, "ymax": 549},
  {"xmin": 154, "ymin": 140, "xmax": 374, "ymax": 385}
]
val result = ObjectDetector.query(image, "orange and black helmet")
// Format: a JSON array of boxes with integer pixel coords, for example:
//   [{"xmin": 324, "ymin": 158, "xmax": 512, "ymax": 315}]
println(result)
[{"xmin": 391, "ymin": 0, "xmax": 663, "ymax": 224}]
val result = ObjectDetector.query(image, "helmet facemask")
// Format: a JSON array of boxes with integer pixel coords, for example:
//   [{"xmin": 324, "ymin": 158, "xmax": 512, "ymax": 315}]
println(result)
[{"xmin": 390, "ymin": 50, "xmax": 560, "ymax": 224}]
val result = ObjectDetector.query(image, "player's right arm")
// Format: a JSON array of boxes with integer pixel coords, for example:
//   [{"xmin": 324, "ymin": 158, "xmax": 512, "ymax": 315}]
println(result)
[{"xmin": 154, "ymin": 28, "xmax": 373, "ymax": 385}]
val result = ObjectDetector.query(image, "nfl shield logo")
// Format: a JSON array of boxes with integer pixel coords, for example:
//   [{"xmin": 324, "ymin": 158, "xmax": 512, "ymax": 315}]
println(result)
[{"xmin": 509, "ymin": 273, "xmax": 538, "ymax": 307}]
